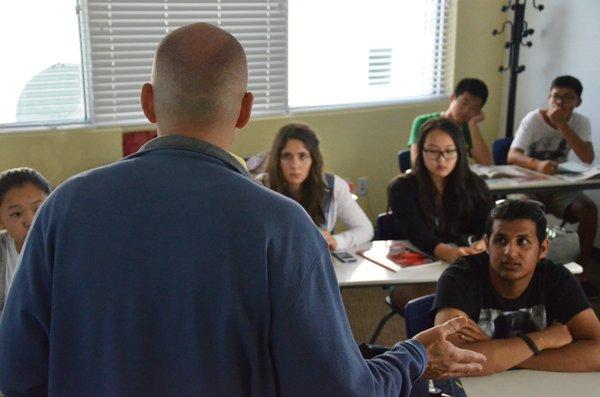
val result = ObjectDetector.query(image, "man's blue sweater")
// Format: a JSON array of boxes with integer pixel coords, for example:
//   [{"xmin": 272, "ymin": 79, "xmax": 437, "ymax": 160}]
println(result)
[{"xmin": 0, "ymin": 136, "xmax": 426, "ymax": 396}]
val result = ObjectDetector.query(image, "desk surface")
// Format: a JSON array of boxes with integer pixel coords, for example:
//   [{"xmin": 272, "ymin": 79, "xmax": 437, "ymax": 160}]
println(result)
[
  {"xmin": 461, "ymin": 369, "xmax": 600, "ymax": 397},
  {"xmin": 332, "ymin": 242, "xmax": 583, "ymax": 288},
  {"xmin": 473, "ymin": 164, "xmax": 600, "ymax": 194},
  {"xmin": 333, "ymin": 242, "xmax": 447, "ymax": 287}
]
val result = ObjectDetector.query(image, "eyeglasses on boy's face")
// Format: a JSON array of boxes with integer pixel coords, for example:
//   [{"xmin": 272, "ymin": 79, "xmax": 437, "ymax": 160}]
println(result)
[
  {"xmin": 422, "ymin": 148, "xmax": 458, "ymax": 160},
  {"xmin": 549, "ymin": 93, "xmax": 577, "ymax": 104}
]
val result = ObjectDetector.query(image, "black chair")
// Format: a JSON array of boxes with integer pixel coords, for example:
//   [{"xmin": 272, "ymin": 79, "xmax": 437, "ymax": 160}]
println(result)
[
  {"xmin": 368, "ymin": 294, "xmax": 405, "ymax": 343},
  {"xmin": 374, "ymin": 212, "xmax": 401, "ymax": 241},
  {"xmin": 492, "ymin": 137, "xmax": 513, "ymax": 165},
  {"xmin": 369, "ymin": 211, "xmax": 405, "ymax": 343},
  {"xmin": 397, "ymin": 149, "xmax": 411, "ymax": 173},
  {"xmin": 405, "ymin": 294, "xmax": 436, "ymax": 397},
  {"xmin": 404, "ymin": 293, "xmax": 436, "ymax": 338}
]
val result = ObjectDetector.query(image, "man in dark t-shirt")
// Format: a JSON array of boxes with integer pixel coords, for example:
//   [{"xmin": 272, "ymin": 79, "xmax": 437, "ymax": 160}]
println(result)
[{"xmin": 433, "ymin": 200, "xmax": 600, "ymax": 374}]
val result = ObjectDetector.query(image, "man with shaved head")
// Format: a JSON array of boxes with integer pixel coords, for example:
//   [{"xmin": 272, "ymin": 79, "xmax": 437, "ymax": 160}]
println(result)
[{"xmin": 0, "ymin": 23, "xmax": 484, "ymax": 396}]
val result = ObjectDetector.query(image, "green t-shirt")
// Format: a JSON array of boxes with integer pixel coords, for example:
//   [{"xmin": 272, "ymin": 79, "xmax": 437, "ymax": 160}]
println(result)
[{"xmin": 407, "ymin": 112, "xmax": 472, "ymax": 150}]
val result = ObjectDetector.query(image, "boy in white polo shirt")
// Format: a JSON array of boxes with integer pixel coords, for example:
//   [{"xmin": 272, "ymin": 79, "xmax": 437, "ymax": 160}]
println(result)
[{"xmin": 508, "ymin": 75, "xmax": 597, "ymax": 296}]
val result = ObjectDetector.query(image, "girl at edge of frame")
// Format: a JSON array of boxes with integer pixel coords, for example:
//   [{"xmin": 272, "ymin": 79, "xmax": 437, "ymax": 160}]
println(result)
[
  {"xmin": 387, "ymin": 117, "xmax": 493, "ymax": 307},
  {"xmin": 260, "ymin": 123, "xmax": 374, "ymax": 252}
]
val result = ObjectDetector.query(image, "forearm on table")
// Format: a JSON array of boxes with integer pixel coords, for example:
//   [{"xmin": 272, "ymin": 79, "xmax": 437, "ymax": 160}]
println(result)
[
  {"xmin": 517, "ymin": 339, "xmax": 600, "ymax": 372},
  {"xmin": 507, "ymin": 149, "xmax": 533, "ymax": 168},
  {"xmin": 456, "ymin": 337, "xmax": 535, "ymax": 376},
  {"xmin": 333, "ymin": 225, "xmax": 373, "ymax": 250},
  {"xmin": 433, "ymin": 243, "xmax": 459, "ymax": 263}
]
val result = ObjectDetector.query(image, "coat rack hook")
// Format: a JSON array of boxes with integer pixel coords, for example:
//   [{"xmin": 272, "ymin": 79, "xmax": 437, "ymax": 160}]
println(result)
[{"xmin": 501, "ymin": 1, "xmax": 513, "ymax": 12}]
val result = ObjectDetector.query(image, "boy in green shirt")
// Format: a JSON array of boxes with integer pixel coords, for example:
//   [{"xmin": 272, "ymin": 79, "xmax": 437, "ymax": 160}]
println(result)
[{"xmin": 408, "ymin": 78, "xmax": 492, "ymax": 165}]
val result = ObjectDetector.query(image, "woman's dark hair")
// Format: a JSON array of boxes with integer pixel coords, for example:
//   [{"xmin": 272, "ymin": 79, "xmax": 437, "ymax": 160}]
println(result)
[
  {"xmin": 0, "ymin": 167, "xmax": 51, "ymax": 206},
  {"xmin": 413, "ymin": 118, "xmax": 492, "ymax": 237},
  {"xmin": 266, "ymin": 123, "xmax": 328, "ymax": 226},
  {"xmin": 484, "ymin": 200, "xmax": 547, "ymax": 243}
]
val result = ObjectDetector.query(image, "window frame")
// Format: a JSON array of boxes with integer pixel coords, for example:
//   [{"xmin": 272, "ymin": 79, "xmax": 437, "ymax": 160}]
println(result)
[{"xmin": 0, "ymin": 0, "xmax": 451, "ymax": 132}]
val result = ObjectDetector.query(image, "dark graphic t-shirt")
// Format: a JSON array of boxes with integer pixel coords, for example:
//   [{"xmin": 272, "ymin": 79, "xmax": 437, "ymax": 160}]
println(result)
[{"xmin": 432, "ymin": 253, "xmax": 590, "ymax": 338}]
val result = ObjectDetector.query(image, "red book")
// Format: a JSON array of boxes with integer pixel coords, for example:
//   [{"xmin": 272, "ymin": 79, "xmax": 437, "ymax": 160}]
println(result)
[{"xmin": 358, "ymin": 241, "xmax": 434, "ymax": 272}]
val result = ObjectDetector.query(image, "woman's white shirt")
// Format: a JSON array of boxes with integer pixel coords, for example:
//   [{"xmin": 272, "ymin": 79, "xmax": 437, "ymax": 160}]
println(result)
[
  {"xmin": 0, "ymin": 231, "xmax": 19, "ymax": 309},
  {"xmin": 325, "ymin": 175, "xmax": 373, "ymax": 250},
  {"xmin": 255, "ymin": 172, "xmax": 373, "ymax": 250}
]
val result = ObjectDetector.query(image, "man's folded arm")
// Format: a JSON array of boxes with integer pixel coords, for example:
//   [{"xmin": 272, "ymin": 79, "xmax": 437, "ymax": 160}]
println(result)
[
  {"xmin": 517, "ymin": 308, "xmax": 600, "ymax": 372},
  {"xmin": 435, "ymin": 307, "xmax": 538, "ymax": 376}
]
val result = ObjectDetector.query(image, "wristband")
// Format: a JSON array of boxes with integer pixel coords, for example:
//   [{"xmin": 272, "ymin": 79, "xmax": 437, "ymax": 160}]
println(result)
[{"xmin": 518, "ymin": 333, "xmax": 540, "ymax": 355}]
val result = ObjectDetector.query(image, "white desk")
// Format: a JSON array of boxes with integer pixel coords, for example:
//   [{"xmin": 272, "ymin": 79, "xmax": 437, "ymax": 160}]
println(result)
[
  {"xmin": 332, "ymin": 242, "xmax": 447, "ymax": 287},
  {"xmin": 461, "ymin": 370, "xmax": 600, "ymax": 397},
  {"xmin": 473, "ymin": 164, "xmax": 600, "ymax": 195},
  {"xmin": 332, "ymin": 242, "xmax": 583, "ymax": 288}
]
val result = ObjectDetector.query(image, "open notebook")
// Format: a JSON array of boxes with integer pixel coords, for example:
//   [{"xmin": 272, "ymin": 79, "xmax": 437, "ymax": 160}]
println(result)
[
  {"xmin": 556, "ymin": 161, "xmax": 600, "ymax": 181},
  {"xmin": 357, "ymin": 241, "xmax": 435, "ymax": 272}
]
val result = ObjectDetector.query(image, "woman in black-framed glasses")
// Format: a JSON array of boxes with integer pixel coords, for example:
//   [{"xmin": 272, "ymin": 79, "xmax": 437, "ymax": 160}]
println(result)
[
  {"xmin": 388, "ymin": 117, "xmax": 493, "ymax": 263},
  {"xmin": 387, "ymin": 118, "xmax": 494, "ymax": 307}
]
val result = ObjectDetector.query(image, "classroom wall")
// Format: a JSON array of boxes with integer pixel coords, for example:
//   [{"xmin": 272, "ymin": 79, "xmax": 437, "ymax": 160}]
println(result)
[
  {"xmin": 504, "ymin": 0, "xmax": 600, "ymax": 243},
  {"xmin": 0, "ymin": 0, "xmax": 505, "ymax": 221}
]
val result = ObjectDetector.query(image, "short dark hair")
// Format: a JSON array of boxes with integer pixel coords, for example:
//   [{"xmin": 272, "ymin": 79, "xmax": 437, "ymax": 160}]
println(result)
[
  {"xmin": 484, "ymin": 200, "xmax": 547, "ymax": 243},
  {"xmin": 454, "ymin": 78, "xmax": 489, "ymax": 106},
  {"xmin": 551, "ymin": 75, "xmax": 583, "ymax": 97},
  {"xmin": 0, "ymin": 167, "xmax": 51, "ymax": 206}
]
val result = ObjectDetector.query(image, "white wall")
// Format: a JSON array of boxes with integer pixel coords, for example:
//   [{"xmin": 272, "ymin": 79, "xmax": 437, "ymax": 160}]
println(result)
[{"xmin": 503, "ymin": 0, "xmax": 600, "ymax": 243}]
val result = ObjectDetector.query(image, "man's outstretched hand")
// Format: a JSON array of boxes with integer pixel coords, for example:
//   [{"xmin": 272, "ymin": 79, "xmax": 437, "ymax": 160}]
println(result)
[{"xmin": 413, "ymin": 316, "xmax": 486, "ymax": 379}]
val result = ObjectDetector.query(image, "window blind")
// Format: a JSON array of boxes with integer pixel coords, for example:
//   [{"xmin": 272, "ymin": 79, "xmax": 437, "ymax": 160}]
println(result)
[
  {"xmin": 427, "ymin": 0, "xmax": 448, "ymax": 96},
  {"xmin": 287, "ymin": 0, "xmax": 449, "ymax": 109},
  {"xmin": 81, "ymin": 0, "xmax": 287, "ymax": 126}
]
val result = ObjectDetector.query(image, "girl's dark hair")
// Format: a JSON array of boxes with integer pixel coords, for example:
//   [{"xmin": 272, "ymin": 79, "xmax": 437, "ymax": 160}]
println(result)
[
  {"xmin": 0, "ymin": 167, "xmax": 52, "ymax": 206},
  {"xmin": 266, "ymin": 123, "xmax": 328, "ymax": 226},
  {"xmin": 413, "ymin": 118, "xmax": 491, "ymax": 237}
]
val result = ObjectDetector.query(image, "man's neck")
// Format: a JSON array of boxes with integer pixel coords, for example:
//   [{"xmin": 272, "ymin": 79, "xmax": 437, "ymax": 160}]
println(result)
[
  {"xmin": 157, "ymin": 125, "xmax": 234, "ymax": 151},
  {"xmin": 488, "ymin": 268, "xmax": 534, "ymax": 300}
]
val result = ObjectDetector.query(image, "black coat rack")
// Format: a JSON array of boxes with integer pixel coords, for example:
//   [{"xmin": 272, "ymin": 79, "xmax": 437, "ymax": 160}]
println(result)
[{"xmin": 493, "ymin": 0, "xmax": 544, "ymax": 138}]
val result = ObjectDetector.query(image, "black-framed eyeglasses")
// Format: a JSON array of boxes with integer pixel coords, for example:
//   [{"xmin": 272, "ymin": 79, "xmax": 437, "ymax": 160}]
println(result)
[
  {"xmin": 549, "ymin": 93, "xmax": 577, "ymax": 103},
  {"xmin": 493, "ymin": 198, "xmax": 546, "ymax": 213},
  {"xmin": 422, "ymin": 148, "xmax": 458, "ymax": 160}
]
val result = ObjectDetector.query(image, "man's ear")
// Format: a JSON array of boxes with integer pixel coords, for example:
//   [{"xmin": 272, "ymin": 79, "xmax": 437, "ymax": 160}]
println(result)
[
  {"xmin": 538, "ymin": 238, "xmax": 550, "ymax": 259},
  {"xmin": 450, "ymin": 93, "xmax": 456, "ymax": 102},
  {"xmin": 140, "ymin": 83, "xmax": 157, "ymax": 123},
  {"xmin": 235, "ymin": 92, "xmax": 254, "ymax": 129},
  {"xmin": 576, "ymin": 97, "xmax": 582, "ymax": 108}
]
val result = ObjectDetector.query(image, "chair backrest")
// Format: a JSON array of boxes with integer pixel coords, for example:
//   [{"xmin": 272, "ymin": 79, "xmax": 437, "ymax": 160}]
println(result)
[
  {"xmin": 374, "ymin": 212, "xmax": 402, "ymax": 241},
  {"xmin": 404, "ymin": 293, "xmax": 436, "ymax": 338},
  {"xmin": 397, "ymin": 149, "xmax": 411, "ymax": 173},
  {"xmin": 492, "ymin": 137, "xmax": 513, "ymax": 165}
]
